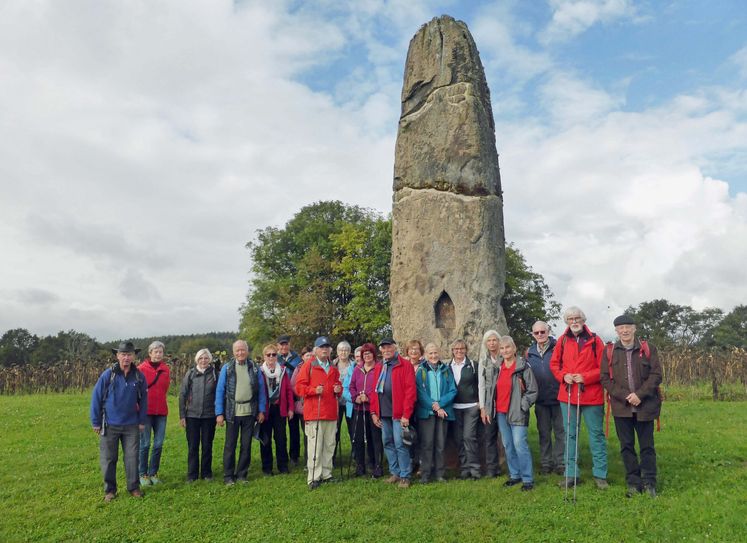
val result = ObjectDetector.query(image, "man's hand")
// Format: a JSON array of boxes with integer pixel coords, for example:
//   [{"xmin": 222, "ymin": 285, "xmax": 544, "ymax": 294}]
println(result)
[
  {"xmin": 179, "ymin": 418, "xmax": 186, "ymax": 428},
  {"xmin": 257, "ymin": 413, "xmax": 265, "ymax": 424},
  {"xmin": 400, "ymin": 417, "xmax": 409, "ymax": 427},
  {"xmin": 216, "ymin": 415, "xmax": 225, "ymax": 427},
  {"xmin": 572, "ymin": 374, "xmax": 585, "ymax": 384},
  {"xmin": 563, "ymin": 373, "xmax": 574, "ymax": 385},
  {"xmin": 93, "ymin": 426, "xmax": 101, "ymax": 435},
  {"xmin": 315, "ymin": 385, "xmax": 324, "ymax": 395},
  {"xmin": 333, "ymin": 383, "xmax": 342, "ymax": 395},
  {"xmin": 626, "ymin": 392, "xmax": 641, "ymax": 406},
  {"xmin": 372, "ymin": 413, "xmax": 382, "ymax": 428}
]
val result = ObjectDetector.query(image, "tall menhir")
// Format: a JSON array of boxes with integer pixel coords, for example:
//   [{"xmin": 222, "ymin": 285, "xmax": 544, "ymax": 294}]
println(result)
[{"xmin": 390, "ymin": 15, "xmax": 508, "ymax": 355}]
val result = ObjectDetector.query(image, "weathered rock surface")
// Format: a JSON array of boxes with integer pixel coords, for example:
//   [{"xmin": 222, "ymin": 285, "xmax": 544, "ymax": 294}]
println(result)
[{"xmin": 390, "ymin": 15, "xmax": 507, "ymax": 356}]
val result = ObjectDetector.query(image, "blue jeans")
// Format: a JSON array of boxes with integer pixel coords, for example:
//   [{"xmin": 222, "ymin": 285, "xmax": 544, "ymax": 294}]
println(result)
[
  {"xmin": 139, "ymin": 415, "xmax": 167, "ymax": 476},
  {"xmin": 497, "ymin": 414, "xmax": 533, "ymax": 483},
  {"xmin": 381, "ymin": 417, "xmax": 411, "ymax": 479},
  {"xmin": 560, "ymin": 403, "xmax": 607, "ymax": 479}
]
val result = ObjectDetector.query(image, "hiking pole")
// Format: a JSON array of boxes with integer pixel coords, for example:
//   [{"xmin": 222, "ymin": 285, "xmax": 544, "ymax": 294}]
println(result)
[
  {"xmin": 573, "ymin": 383, "xmax": 584, "ymax": 504},
  {"xmin": 564, "ymin": 383, "xmax": 572, "ymax": 502},
  {"xmin": 311, "ymin": 392, "xmax": 322, "ymax": 485},
  {"xmin": 347, "ymin": 407, "xmax": 360, "ymax": 478}
]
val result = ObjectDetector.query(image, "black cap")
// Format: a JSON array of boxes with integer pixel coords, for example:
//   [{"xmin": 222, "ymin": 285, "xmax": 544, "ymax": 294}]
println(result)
[
  {"xmin": 378, "ymin": 338, "xmax": 395, "ymax": 347},
  {"xmin": 276, "ymin": 335, "xmax": 291, "ymax": 344},
  {"xmin": 613, "ymin": 314, "xmax": 636, "ymax": 326},
  {"xmin": 111, "ymin": 341, "xmax": 141, "ymax": 355}
]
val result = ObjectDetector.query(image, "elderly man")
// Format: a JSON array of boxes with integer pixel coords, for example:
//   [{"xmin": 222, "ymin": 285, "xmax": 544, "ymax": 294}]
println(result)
[
  {"xmin": 450, "ymin": 339, "xmax": 481, "ymax": 480},
  {"xmin": 277, "ymin": 334, "xmax": 303, "ymax": 466},
  {"xmin": 215, "ymin": 340, "xmax": 266, "ymax": 485},
  {"xmin": 526, "ymin": 321, "xmax": 565, "ymax": 475},
  {"xmin": 370, "ymin": 338, "xmax": 417, "ymax": 488},
  {"xmin": 601, "ymin": 315, "xmax": 662, "ymax": 497},
  {"xmin": 294, "ymin": 336, "xmax": 342, "ymax": 490},
  {"xmin": 90, "ymin": 341, "xmax": 148, "ymax": 502},
  {"xmin": 550, "ymin": 306, "xmax": 608, "ymax": 489}
]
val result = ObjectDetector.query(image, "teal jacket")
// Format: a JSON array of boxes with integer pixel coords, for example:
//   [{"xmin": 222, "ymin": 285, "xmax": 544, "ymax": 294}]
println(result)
[{"xmin": 415, "ymin": 360, "xmax": 457, "ymax": 421}]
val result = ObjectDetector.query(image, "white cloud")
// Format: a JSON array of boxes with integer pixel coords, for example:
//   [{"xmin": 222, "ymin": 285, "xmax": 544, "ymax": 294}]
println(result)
[{"xmin": 541, "ymin": 0, "xmax": 637, "ymax": 44}]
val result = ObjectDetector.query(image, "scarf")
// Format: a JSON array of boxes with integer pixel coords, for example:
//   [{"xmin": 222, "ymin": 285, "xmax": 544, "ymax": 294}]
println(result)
[{"xmin": 261, "ymin": 363, "xmax": 284, "ymax": 403}]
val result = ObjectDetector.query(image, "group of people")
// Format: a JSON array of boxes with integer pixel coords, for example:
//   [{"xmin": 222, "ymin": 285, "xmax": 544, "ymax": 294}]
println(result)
[{"xmin": 90, "ymin": 306, "xmax": 662, "ymax": 501}]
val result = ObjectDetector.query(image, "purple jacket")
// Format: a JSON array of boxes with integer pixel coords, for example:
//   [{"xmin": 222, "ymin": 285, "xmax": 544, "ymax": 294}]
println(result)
[{"xmin": 348, "ymin": 362, "xmax": 381, "ymax": 412}]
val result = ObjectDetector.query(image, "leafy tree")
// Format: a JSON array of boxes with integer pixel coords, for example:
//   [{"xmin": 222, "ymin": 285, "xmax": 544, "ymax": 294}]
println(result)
[
  {"xmin": 502, "ymin": 243, "xmax": 561, "ymax": 347},
  {"xmin": 0, "ymin": 328, "xmax": 39, "ymax": 366},
  {"xmin": 710, "ymin": 305, "xmax": 747, "ymax": 348},
  {"xmin": 625, "ymin": 300, "xmax": 726, "ymax": 348},
  {"xmin": 240, "ymin": 201, "xmax": 391, "ymax": 353}
]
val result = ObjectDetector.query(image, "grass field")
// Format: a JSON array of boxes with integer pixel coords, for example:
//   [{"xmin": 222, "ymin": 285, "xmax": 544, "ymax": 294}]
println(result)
[{"xmin": 1, "ymin": 394, "xmax": 745, "ymax": 543}]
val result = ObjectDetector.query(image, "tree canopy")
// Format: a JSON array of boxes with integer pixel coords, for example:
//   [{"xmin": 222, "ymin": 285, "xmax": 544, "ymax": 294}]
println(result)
[{"xmin": 240, "ymin": 201, "xmax": 561, "ymax": 352}]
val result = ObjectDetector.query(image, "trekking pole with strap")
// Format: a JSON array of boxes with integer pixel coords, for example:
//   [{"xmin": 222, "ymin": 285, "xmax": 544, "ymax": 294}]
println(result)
[
  {"xmin": 573, "ymin": 383, "xmax": 584, "ymax": 504},
  {"xmin": 564, "ymin": 383, "xmax": 572, "ymax": 501}
]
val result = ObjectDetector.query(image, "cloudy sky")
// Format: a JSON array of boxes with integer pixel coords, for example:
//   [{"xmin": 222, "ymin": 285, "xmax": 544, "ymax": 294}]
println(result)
[{"xmin": 2, "ymin": 0, "xmax": 746, "ymax": 341}]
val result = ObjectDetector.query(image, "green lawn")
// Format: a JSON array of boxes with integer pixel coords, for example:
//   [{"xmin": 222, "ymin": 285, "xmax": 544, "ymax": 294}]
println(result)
[{"xmin": 1, "ymin": 394, "xmax": 745, "ymax": 542}]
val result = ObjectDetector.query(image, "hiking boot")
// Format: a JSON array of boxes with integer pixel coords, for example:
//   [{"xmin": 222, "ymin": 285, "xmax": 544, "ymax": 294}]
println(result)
[
  {"xmin": 435, "ymin": 476, "xmax": 447, "ymax": 483},
  {"xmin": 398, "ymin": 478, "xmax": 411, "ymax": 489},
  {"xmin": 203, "ymin": 476, "xmax": 213, "ymax": 481},
  {"xmin": 386, "ymin": 475, "xmax": 400, "ymax": 484},
  {"xmin": 540, "ymin": 466, "xmax": 553, "ymax": 475},
  {"xmin": 355, "ymin": 466, "xmax": 366, "ymax": 477},
  {"xmin": 224, "ymin": 479, "xmax": 236, "ymax": 486},
  {"xmin": 236, "ymin": 478, "xmax": 249, "ymax": 484},
  {"xmin": 103, "ymin": 492, "xmax": 116, "ymax": 503},
  {"xmin": 504, "ymin": 478, "xmax": 522, "ymax": 487},
  {"xmin": 130, "ymin": 489, "xmax": 143, "ymax": 498},
  {"xmin": 594, "ymin": 477, "xmax": 609, "ymax": 490},
  {"xmin": 420, "ymin": 475, "xmax": 431, "ymax": 484},
  {"xmin": 149, "ymin": 475, "xmax": 161, "ymax": 485},
  {"xmin": 558, "ymin": 477, "xmax": 581, "ymax": 488},
  {"xmin": 644, "ymin": 485, "xmax": 657, "ymax": 498},
  {"xmin": 626, "ymin": 484, "xmax": 641, "ymax": 498},
  {"xmin": 521, "ymin": 482, "xmax": 534, "ymax": 491},
  {"xmin": 372, "ymin": 465, "xmax": 383, "ymax": 479},
  {"xmin": 139, "ymin": 476, "xmax": 151, "ymax": 486},
  {"xmin": 308, "ymin": 480, "xmax": 321, "ymax": 491},
  {"xmin": 321, "ymin": 476, "xmax": 337, "ymax": 484}
]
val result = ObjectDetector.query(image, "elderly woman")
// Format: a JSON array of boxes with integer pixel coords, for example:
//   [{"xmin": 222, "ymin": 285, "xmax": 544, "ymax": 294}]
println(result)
[
  {"xmin": 495, "ymin": 336, "xmax": 538, "ymax": 490},
  {"xmin": 138, "ymin": 341, "xmax": 170, "ymax": 486},
  {"xmin": 259, "ymin": 343, "xmax": 295, "ymax": 475},
  {"xmin": 405, "ymin": 339, "xmax": 424, "ymax": 473},
  {"xmin": 179, "ymin": 348, "xmax": 218, "ymax": 482},
  {"xmin": 334, "ymin": 341, "xmax": 355, "ymax": 448},
  {"xmin": 348, "ymin": 343, "xmax": 383, "ymax": 477},
  {"xmin": 478, "ymin": 329, "xmax": 506, "ymax": 478},
  {"xmin": 415, "ymin": 343, "xmax": 456, "ymax": 483}
]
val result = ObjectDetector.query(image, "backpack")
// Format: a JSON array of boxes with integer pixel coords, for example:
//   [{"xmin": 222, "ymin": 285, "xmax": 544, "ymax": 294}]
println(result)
[{"xmin": 604, "ymin": 341, "xmax": 663, "ymax": 437}]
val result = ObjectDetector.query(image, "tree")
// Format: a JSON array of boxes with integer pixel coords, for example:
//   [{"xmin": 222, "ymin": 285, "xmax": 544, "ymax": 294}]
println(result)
[
  {"xmin": 625, "ymin": 300, "xmax": 726, "ymax": 348},
  {"xmin": 710, "ymin": 305, "xmax": 747, "ymax": 348},
  {"xmin": 0, "ymin": 328, "xmax": 39, "ymax": 366},
  {"xmin": 239, "ymin": 201, "xmax": 391, "ymax": 353},
  {"xmin": 502, "ymin": 244, "xmax": 561, "ymax": 347}
]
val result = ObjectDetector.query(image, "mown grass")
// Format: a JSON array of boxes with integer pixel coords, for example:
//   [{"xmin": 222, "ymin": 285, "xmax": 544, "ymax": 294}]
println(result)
[{"xmin": 0, "ymin": 394, "xmax": 745, "ymax": 543}]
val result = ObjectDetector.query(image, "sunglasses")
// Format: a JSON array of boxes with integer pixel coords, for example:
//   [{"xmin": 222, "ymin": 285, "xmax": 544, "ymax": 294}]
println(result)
[
  {"xmin": 265, "ymin": 353, "xmax": 278, "ymax": 357},
  {"xmin": 532, "ymin": 331, "xmax": 548, "ymax": 336}
]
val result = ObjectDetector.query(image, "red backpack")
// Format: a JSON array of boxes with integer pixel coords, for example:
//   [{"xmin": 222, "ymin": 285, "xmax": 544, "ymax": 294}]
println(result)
[{"xmin": 604, "ymin": 341, "xmax": 663, "ymax": 437}]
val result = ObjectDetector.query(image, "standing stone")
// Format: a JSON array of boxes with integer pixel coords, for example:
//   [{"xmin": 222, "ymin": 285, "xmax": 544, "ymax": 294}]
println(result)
[{"xmin": 390, "ymin": 15, "xmax": 508, "ymax": 357}]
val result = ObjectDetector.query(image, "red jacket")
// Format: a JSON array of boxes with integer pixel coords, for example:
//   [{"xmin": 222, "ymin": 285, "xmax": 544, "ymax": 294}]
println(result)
[
  {"xmin": 260, "ymin": 365, "xmax": 295, "ymax": 418},
  {"xmin": 138, "ymin": 359, "xmax": 171, "ymax": 415},
  {"xmin": 294, "ymin": 358, "xmax": 341, "ymax": 421},
  {"xmin": 370, "ymin": 354, "xmax": 416, "ymax": 420},
  {"xmin": 549, "ymin": 326, "xmax": 604, "ymax": 406}
]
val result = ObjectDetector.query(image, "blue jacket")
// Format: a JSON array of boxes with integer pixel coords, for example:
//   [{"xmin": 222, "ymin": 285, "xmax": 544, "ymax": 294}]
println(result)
[
  {"xmin": 526, "ymin": 338, "xmax": 559, "ymax": 405},
  {"xmin": 341, "ymin": 363, "xmax": 355, "ymax": 418},
  {"xmin": 215, "ymin": 360, "xmax": 267, "ymax": 422},
  {"xmin": 279, "ymin": 350, "xmax": 302, "ymax": 372},
  {"xmin": 90, "ymin": 366, "xmax": 148, "ymax": 427},
  {"xmin": 415, "ymin": 361, "xmax": 457, "ymax": 421}
]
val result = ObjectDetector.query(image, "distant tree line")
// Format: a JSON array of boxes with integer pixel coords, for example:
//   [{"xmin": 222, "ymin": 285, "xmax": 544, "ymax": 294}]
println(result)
[{"xmin": 0, "ymin": 330, "xmax": 237, "ymax": 368}]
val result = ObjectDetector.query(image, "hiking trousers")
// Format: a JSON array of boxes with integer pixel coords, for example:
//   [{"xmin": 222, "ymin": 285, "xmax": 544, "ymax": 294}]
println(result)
[
  {"xmin": 100, "ymin": 424, "xmax": 140, "ymax": 494},
  {"xmin": 185, "ymin": 417, "xmax": 216, "ymax": 480},
  {"xmin": 535, "ymin": 402, "xmax": 565, "ymax": 471},
  {"xmin": 614, "ymin": 415, "xmax": 656, "ymax": 488},
  {"xmin": 223, "ymin": 414, "xmax": 255, "ymax": 482},
  {"xmin": 453, "ymin": 406, "xmax": 481, "ymax": 478},
  {"xmin": 560, "ymin": 403, "xmax": 607, "ymax": 479}
]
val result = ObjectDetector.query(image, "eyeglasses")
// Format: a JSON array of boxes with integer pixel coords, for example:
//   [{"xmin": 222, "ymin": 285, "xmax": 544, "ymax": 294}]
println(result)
[
  {"xmin": 532, "ymin": 330, "xmax": 547, "ymax": 336},
  {"xmin": 265, "ymin": 353, "xmax": 278, "ymax": 357},
  {"xmin": 566, "ymin": 317, "xmax": 584, "ymax": 323}
]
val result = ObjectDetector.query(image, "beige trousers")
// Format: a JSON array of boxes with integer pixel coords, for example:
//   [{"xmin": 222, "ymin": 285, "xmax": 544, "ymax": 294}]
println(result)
[{"xmin": 305, "ymin": 419, "xmax": 337, "ymax": 484}]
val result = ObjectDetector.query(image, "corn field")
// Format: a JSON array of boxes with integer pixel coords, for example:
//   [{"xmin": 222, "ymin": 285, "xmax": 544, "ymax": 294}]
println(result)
[{"xmin": 1, "ymin": 348, "xmax": 745, "ymax": 398}]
